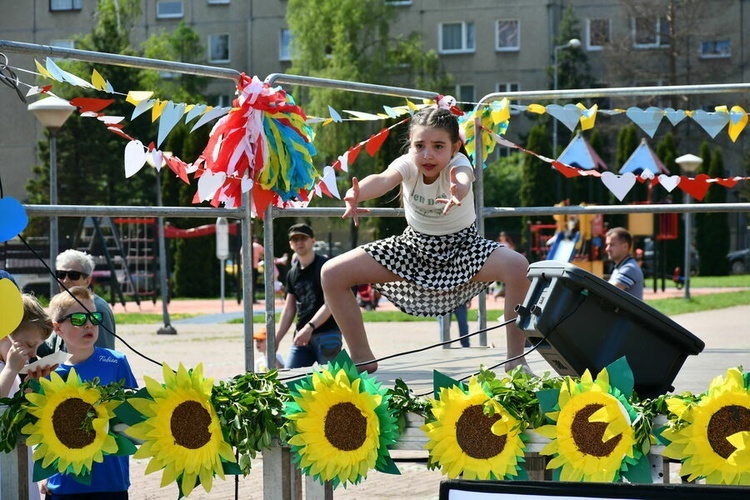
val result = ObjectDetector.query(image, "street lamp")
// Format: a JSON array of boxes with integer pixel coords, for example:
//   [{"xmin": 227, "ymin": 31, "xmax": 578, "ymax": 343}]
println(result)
[
  {"xmin": 552, "ymin": 38, "xmax": 581, "ymax": 200},
  {"xmin": 28, "ymin": 96, "xmax": 75, "ymax": 298},
  {"xmin": 675, "ymin": 153, "xmax": 703, "ymax": 300}
]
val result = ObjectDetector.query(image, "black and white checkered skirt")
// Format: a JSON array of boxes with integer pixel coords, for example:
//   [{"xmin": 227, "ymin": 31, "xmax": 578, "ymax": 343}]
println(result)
[{"xmin": 362, "ymin": 224, "xmax": 499, "ymax": 317}]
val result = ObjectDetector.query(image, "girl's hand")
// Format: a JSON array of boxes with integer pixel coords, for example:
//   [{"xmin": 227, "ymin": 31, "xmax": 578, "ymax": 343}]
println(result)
[
  {"xmin": 6, "ymin": 341, "xmax": 31, "ymax": 373},
  {"xmin": 436, "ymin": 168, "xmax": 463, "ymax": 215},
  {"xmin": 343, "ymin": 177, "xmax": 370, "ymax": 227},
  {"xmin": 26, "ymin": 364, "xmax": 58, "ymax": 380}
]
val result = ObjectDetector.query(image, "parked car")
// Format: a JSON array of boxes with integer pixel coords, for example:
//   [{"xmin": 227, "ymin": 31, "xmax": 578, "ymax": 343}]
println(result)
[
  {"xmin": 727, "ymin": 248, "xmax": 750, "ymax": 275},
  {"xmin": 641, "ymin": 238, "xmax": 699, "ymax": 278}
]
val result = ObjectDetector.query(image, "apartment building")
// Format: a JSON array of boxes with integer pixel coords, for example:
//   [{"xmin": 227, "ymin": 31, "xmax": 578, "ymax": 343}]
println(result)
[{"xmin": 1, "ymin": 0, "xmax": 748, "ymax": 202}]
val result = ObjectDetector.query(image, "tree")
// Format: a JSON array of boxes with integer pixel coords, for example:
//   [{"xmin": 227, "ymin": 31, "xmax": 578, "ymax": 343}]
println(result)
[
  {"xmin": 695, "ymin": 147, "xmax": 730, "ymax": 276},
  {"xmin": 286, "ymin": 0, "xmax": 452, "ymax": 249},
  {"xmin": 483, "ymin": 153, "xmax": 524, "ymax": 242},
  {"xmin": 520, "ymin": 124, "xmax": 558, "ymax": 255}
]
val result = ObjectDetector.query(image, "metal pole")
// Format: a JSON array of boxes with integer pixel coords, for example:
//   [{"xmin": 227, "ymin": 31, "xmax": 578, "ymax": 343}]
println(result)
[
  {"xmin": 242, "ymin": 191, "xmax": 255, "ymax": 373},
  {"xmin": 48, "ymin": 129, "xmax": 58, "ymax": 299},
  {"xmin": 155, "ymin": 172, "xmax": 176, "ymax": 335},
  {"xmin": 684, "ymin": 192, "xmax": 692, "ymax": 300},
  {"xmin": 473, "ymin": 112, "xmax": 487, "ymax": 346},
  {"xmin": 553, "ymin": 46, "xmax": 560, "ymax": 200},
  {"xmin": 220, "ymin": 259, "xmax": 226, "ymax": 314},
  {"xmin": 263, "ymin": 205, "xmax": 277, "ymax": 370}
]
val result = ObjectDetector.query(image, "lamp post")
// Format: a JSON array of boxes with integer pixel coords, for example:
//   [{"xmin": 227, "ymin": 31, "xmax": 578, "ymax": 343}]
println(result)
[
  {"xmin": 675, "ymin": 153, "xmax": 703, "ymax": 300},
  {"xmin": 552, "ymin": 38, "xmax": 581, "ymax": 200},
  {"xmin": 28, "ymin": 96, "xmax": 75, "ymax": 298},
  {"xmin": 146, "ymin": 152, "xmax": 177, "ymax": 335}
]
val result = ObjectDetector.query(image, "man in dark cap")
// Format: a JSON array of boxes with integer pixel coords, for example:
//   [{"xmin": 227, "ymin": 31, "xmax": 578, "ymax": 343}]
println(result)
[{"xmin": 273, "ymin": 223, "xmax": 343, "ymax": 368}]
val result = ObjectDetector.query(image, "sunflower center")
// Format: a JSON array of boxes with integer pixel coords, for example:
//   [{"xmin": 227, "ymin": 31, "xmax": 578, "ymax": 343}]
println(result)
[
  {"xmin": 52, "ymin": 398, "xmax": 96, "ymax": 449},
  {"xmin": 571, "ymin": 403, "xmax": 622, "ymax": 457},
  {"xmin": 171, "ymin": 400, "xmax": 212, "ymax": 449},
  {"xmin": 707, "ymin": 404, "xmax": 750, "ymax": 459},
  {"xmin": 455, "ymin": 404, "xmax": 507, "ymax": 459},
  {"xmin": 324, "ymin": 402, "xmax": 366, "ymax": 451}
]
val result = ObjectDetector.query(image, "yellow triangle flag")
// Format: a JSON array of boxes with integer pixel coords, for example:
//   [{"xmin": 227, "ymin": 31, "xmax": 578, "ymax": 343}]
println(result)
[
  {"xmin": 126, "ymin": 90, "xmax": 154, "ymax": 106},
  {"xmin": 577, "ymin": 103, "xmax": 598, "ymax": 130},
  {"xmin": 527, "ymin": 103, "xmax": 546, "ymax": 114},
  {"xmin": 490, "ymin": 98, "xmax": 510, "ymax": 124},
  {"xmin": 34, "ymin": 59, "xmax": 53, "ymax": 79},
  {"xmin": 151, "ymin": 99, "xmax": 167, "ymax": 122},
  {"xmin": 728, "ymin": 105, "xmax": 747, "ymax": 142},
  {"xmin": 91, "ymin": 69, "xmax": 107, "ymax": 91}
]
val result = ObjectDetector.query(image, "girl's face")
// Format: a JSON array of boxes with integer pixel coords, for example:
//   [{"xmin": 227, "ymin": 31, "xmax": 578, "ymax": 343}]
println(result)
[
  {"xmin": 54, "ymin": 299, "xmax": 98, "ymax": 355},
  {"xmin": 409, "ymin": 125, "xmax": 460, "ymax": 184},
  {"xmin": 0, "ymin": 327, "xmax": 45, "ymax": 362}
]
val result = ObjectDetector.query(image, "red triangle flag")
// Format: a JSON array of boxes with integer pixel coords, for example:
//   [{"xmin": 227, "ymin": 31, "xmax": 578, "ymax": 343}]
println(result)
[{"xmin": 365, "ymin": 128, "xmax": 390, "ymax": 157}]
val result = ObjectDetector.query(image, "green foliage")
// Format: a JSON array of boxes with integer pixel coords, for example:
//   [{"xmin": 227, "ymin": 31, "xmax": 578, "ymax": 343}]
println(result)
[
  {"xmin": 696, "ymin": 148, "xmax": 730, "ymax": 276},
  {"xmin": 483, "ymin": 153, "xmax": 524, "ymax": 239},
  {"xmin": 212, "ymin": 371, "xmax": 290, "ymax": 474},
  {"xmin": 520, "ymin": 124, "xmax": 557, "ymax": 250},
  {"xmin": 286, "ymin": 0, "xmax": 453, "ymax": 248},
  {"xmin": 550, "ymin": 6, "xmax": 594, "ymax": 92}
]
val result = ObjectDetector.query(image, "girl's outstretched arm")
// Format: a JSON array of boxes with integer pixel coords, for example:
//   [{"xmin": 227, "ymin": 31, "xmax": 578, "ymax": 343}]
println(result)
[
  {"xmin": 437, "ymin": 165, "xmax": 472, "ymax": 215},
  {"xmin": 343, "ymin": 169, "xmax": 403, "ymax": 226}
]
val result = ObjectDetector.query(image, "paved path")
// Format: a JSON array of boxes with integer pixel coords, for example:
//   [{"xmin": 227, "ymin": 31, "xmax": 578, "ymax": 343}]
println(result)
[{"xmin": 113, "ymin": 293, "xmax": 750, "ymax": 499}]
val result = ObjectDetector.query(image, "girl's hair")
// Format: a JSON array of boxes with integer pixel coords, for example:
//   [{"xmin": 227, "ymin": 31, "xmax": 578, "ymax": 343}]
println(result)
[
  {"xmin": 16, "ymin": 294, "xmax": 53, "ymax": 339},
  {"xmin": 409, "ymin": 107, "xmax": 469, "ymax": 157},
  {"xmin": 48, "ymin": 286, "xmax": 94, "ymax": 322},
  {"xmin": 56, "ymin": 249, "xmax": 96, "ymax": 275}
]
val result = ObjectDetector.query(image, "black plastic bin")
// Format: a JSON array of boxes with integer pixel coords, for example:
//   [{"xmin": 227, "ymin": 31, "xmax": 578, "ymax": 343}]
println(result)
[{"xmin": 516, "ymin": 261, "xmax": 705, "ymax": 398}]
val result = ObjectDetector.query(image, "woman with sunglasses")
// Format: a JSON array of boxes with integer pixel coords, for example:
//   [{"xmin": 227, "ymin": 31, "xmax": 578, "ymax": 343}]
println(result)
[
  {"xmin": 37, "ymin": 249, "xmax": 117, "ymax": 358},
  {"xmin": 41, "ymin": 286, "xmax": 137, "ymax": 499}
]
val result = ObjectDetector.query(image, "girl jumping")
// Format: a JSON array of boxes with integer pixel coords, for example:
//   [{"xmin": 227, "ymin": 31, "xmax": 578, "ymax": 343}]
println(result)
[{"xmin": 321, "ymin": 107, "xmax": 530, "ymax": 373}]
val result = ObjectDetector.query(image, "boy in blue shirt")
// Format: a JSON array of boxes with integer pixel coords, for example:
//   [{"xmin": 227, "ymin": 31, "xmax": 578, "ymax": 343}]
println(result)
[{"xmin": 41, "ymin": 286, "xmax": 137, "ymax": 499}]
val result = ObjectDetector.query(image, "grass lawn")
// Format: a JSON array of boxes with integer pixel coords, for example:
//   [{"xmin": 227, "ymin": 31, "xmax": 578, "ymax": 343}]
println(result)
[{"xmin": 115, "ymin": 275, "xmax": 750, "ymax": 324}]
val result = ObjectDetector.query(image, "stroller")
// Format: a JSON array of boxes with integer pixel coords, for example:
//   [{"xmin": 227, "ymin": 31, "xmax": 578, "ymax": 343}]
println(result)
[{"xmin": 356, "ymin": 284, "xmax": 381, "ymax": 310}]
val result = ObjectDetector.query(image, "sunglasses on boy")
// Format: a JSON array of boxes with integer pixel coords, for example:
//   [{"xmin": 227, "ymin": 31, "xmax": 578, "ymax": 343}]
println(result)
[
  {"xmin": 59, "ymin": 311, "xmax": 103, "ymax": 327},
  {"xmin": 56, "ymin": 270, "xmax": 89, "ymax": 281}
]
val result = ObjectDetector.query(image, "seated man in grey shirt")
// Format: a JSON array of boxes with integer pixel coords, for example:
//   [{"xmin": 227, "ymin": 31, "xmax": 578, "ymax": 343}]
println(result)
[{"xmin": 605, "ymin": 227, "xmax": 644, "ymax": 300}]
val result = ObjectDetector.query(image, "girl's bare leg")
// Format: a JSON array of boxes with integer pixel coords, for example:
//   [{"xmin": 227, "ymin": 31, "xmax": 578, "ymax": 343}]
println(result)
[
  {"xmin": 473, "ymin": 246, "xmax": 531, "ymax": 372},
  {"xmin": 321, "ymin": 248, "xmax": 402, "ymax": 373}
]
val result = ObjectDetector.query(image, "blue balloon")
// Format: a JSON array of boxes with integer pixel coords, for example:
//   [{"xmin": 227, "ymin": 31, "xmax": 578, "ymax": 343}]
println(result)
[{"xmin": 0, "ymin": 197, "xmax": 28, "ymax": 242}]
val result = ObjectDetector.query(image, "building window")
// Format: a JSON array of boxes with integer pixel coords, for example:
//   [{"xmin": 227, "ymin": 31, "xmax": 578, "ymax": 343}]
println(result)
[
  {"xmin": 208, "ymin": 0, "xmax": 230, "ymax": 4},
  {"xmin": 456, "ymin": 84, "xmax": 475, "ymax": 110},
  {"xmin": 209, "ymin": 34, "xmax": 230, "ymax": 63},
  {"xmin": 156, "ymin": 1, "xmax": 183, "ymax": 19},
  {"xmin": 439, "ymin": 22, "xmax": 475, "ymax": 54},
  {"xmin": 279, "ymin": 29, "xmax": 292, "ymax": 61},
  {"xmin": 385, "ymin": 0, "xmax": 412, "ymax": 5},
  {"xmin": 700, "ymin": 40, "xmax": 731, "ymax": 59},
  {"xmin": 495, "ymin": 19, "xmax": 520, "ymax": 51},
  {"xmin": 586, "ymin": 18, "xmax": 610, "ymax": 50},
  {"xmin": 216, "ymin": 94, "xmax": 232, "ymax": 107},
  {"xmin": 632, "ymin": 17, "xmax": 670, "ymax": 48},
  {"xmin": 50, "ymin": 0, "xmax": 82, "ymax": 11},
  {"xmin": 496, "ymin": 82, "xmax": 521, "ymax": 115}
]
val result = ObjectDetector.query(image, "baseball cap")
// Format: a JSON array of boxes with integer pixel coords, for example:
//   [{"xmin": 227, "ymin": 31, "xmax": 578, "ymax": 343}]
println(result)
[
  {"xmin": 288, "ymin": 223, "xmax": 314, "ymax": 239},
  {"xmin": 0, "ymin": 270, "xmax": 19, "ymax": 289},
  {"xmin": 253, "ymin": 327, "xmax": 267, "ymax": 340}
]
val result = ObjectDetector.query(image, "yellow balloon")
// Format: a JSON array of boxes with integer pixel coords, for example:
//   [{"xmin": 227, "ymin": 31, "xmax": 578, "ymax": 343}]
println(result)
[{"xmin": 0, "ymin": 279, "xmax": 23, "ymax": 340}]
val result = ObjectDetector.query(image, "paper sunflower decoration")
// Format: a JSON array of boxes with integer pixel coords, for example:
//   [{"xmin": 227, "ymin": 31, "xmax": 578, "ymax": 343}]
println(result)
[
  {"xmin": 661, "ymin": 367, "xmax": 750, "ymax": 485},
  {"xmin": 196, "ymin": 73, "xmax": 317, "ymax": 213},
  {"xmin": 284, "ymin": 351, "xmax": 400, "ymax": 488},
  {"xmin": 421, "ymin": 373, "xmax": 527, "ymax": 480},
  {"xmin": 122, "ymin": 363, "xmax": 237, "ymax": 497},
  {"xmin": 22, "ymin": 368, "xmax": 134, "ymax": 482},
  {"xmin": 535, "ymin": 358, "xmax": 651, "ymax": 483}
]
